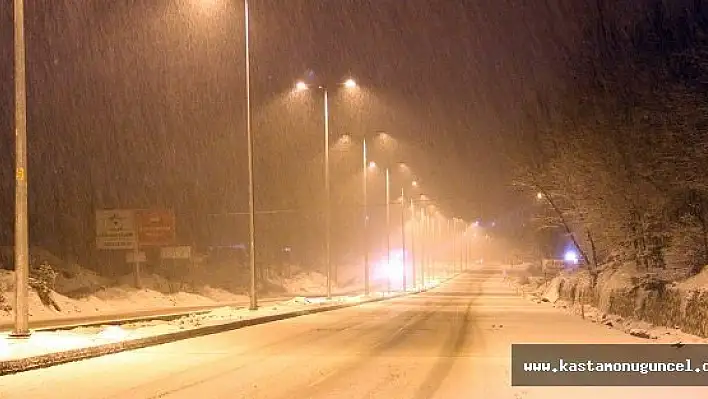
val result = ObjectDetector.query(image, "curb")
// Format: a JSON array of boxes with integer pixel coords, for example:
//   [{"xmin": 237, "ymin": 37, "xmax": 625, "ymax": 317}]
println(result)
[
  {"xmin": 0, "ymin": 287, "xmax": 435, "ymax": 376},
  {"xmin": 6, "ymin": 297, "xmax": 292, "ymax": 333}
]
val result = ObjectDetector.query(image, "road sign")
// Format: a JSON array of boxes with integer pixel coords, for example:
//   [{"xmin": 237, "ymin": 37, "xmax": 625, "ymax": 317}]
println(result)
[
  {"xmin": 96, "ymin": 210, "xmax": 136, "ymax": 249},
  {"xmin": 136, "ymin": 209, "xmax": 176, "ymax": 246},
  {"xmin": 160, "ymin": 246, "xmax": 192, "ymax": 260},
  {"xmin": 126, "ymin": 251, "xmax": 147, "ymax": 263}
]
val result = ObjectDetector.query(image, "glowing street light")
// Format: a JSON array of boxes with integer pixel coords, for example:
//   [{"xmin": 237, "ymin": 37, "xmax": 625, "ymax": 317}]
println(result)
[
  {"xmin": 293, "ymin": 77, "xmax": 358, "ymax": 299},
  {"xmin": 368, "ymin": 161, "xmax": 377, "ymax": 169},
  {"xmin": 412, "ymin": 180, "xmax": 418, "ymax": 187},
  {"xmin": 536, "ymin": 192, "xmax": 544, "ymax": 200}
]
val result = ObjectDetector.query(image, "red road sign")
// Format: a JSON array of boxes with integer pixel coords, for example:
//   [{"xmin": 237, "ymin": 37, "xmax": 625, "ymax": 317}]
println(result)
[{"xmin": 136, "ymin": 209, "xmax": 175, "ymax": 246}]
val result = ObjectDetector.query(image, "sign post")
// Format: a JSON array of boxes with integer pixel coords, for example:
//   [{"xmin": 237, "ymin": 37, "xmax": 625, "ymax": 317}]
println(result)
[
  {"xmin": 160, "ymin": 246, "xmax": 191, "ymax": 292},
  {"xmin": 97, "ymin": 209, "xmax": 175, "ymax": 289}
]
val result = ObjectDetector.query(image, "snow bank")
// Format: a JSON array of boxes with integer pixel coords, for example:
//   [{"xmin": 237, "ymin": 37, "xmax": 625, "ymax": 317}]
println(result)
[
  {"xmin": 676, "ymin": 267, "xmax": 708, "ymax": 290},
  {"xmin": 0, "ymin": 268, "xmax": 246, "ymax": 325},
  {"xmin": 278, "ymin": 272, "xmax": 327, "ymax": 294},
  {"xmin": 0, "ymin": 247, "xmax": 360, "ymax": 325},
  {"xmin": 528, "ymin": 260, "xmax": 708, "ymax": 339},
  {"xmin": 0, "ymin": 294, "xmax": 368, "ymax": 362},
  {"xmin": 116, "ymin": 273, "xmax": 175, "ymax": 293},
  {"xmin": 54, "ymin": 264, "xmax": 111, "ymax": 296}
]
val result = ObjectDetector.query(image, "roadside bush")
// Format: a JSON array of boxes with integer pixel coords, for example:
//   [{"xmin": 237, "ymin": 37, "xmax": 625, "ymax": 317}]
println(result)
[{"xmin": 29, "ymin": 260, "xmax": 60, "ymax": 311}]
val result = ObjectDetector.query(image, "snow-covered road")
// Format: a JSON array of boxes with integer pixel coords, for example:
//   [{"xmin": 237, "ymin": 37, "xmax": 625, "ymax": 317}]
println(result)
[{"xmin": 1, "ymin": 265, "xmax": 705, "ymax": 398}]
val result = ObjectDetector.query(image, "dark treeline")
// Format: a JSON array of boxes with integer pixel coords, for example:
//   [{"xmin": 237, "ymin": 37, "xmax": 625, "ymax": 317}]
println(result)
[{"xmin": 513, "ymin": 0, "xmax": 708, "ymax": 276}]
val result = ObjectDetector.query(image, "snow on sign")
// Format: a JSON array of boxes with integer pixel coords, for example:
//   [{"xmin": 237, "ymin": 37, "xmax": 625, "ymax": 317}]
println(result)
[
  {"xmin": 136, "ymin": 209, "xmax": 176, "ymax": 246},
  {"xmin": 96, "ymin": 210, "xmax": 136, "ymax": 249},
  {"xmin": 160, "ymin": 246, "xmax": 191, "ymax": 260}
]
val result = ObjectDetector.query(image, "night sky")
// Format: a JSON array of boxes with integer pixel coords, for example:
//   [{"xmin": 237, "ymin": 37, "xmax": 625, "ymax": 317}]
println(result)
[{"xmin": 0, "ymin": 0, "xmax": 653, "ymax": 264}]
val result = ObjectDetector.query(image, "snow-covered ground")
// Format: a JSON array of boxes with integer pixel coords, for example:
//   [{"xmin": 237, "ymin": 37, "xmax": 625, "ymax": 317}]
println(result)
[
  {"xmin": 0, "ymin": 246, "xmax": 440, "ymax": 335},
  {"xmin": 502, "ymin": 263, "xmax": 708, "ymax": 345},
  {"xmin": 0, "ymin": 256, "xmax": 368, "ymax": 326},
  {"xmin": 5, "ymin": 267, "xmax": 707, "ymax": 398},
  {"xmin": 0, "ymin": 287, "xmax": 428, "ymax": 363},
  {"xmin": 0, "ymin": 268, "xmax": 249, "ymax": 324}
]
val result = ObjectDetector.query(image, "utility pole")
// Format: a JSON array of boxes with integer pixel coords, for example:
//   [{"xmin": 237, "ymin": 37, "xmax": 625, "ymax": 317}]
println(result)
[{"xmin": 12, "ymin": 0, "xmax": 30, "ymax": 338}]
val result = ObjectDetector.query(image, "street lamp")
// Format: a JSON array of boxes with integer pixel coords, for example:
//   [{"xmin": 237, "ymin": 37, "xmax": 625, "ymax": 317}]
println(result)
[
  {"xmin": 409, "ymin": 198, "xmax": 416, "ymax": 290},
  {"xmin": 12, "ymin": 0, "xmax": 30, "ymax": 338},
  {"xmin": 344, "ymin": 134, "xmax": 396, "ymax": 297},
  {"xmin": 244, "ymin": 0, "xmax": 257, "ymax": 311},
  {"xmin": 447, "ymin": 218, "xmax": 453, "ymax": 277},
  {"xmin": 455, "ymin": 220, "xmax": 461, "ymax": 274},
  {"xmin": 294, "ymin": 78, "xmax": 357, "ymax": 299},
  {"xmin": 365, "ymin": 162, "xmax": 392, "ymax": 293},
  {"xmin": 339, "ymin": 133, "xmax": 371, "ymax": 296},
  {"xmin": 385, "ymin": 167, "xmax": 391, "ymax": 293},
  {"xmin": 362, "ymin": 137, "xmax": 369, "ymax": 296},
  {"xmin": 420, "ymin": 207, "xmax": 427, "ymax": 288},
  {"xmin": 398, "ymin": 172, "xmax": 420, "ymax": 291},
  {"xmin": 399, "ymin": 187, "xmax": 406, "ymax": 291}
]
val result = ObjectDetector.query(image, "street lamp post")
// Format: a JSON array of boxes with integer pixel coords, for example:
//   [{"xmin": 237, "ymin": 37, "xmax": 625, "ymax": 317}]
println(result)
[
  {"xmin": 434, "ymin": 216, "xmax": 440, "ymax": 280},
  {"xmin": 420, "ymin": 208, "xmax": 426, "ymax": 288},
  {"xmin": 323, "ymin": 88, "xmax": 332, "ymax": 299},
  {"xmin": 431, "ymin": 213, "xmax": 437, "ymax": 281},
  {"xmin": 459, "ymin": 221, "xmax": 464, "ymax": 273},
  {"xmin": 385, "ymin": 167, "xmax": 391, "ymax": 294},
  {"xmin": 244, "ymin": 0, "xmax": 258, "ymax": 311},
  {"xmin": 464, "ymin": 226, "xmax": 469, "ymax": 272},
  {"xmin": 429, "ymin": 214, "xmax": 434, "ymax": 281},
  {"xmin": 449, "ymin": 218, "xmax": 454, "ymax": 276},
  {"xmin": 296, "ymin": 79, "xmax": 356, "ymax": 300},
  {"xmin": 400, "ymin": 187, "xmax": 406, "ymax": 291},
  {"xmin": 409, "ymin": 198, "xmax": 416, "ymax": 290},
  {"xmin": 454, "ymin": 219, "xmax": 459, "ymax": 275},
  {"xmin": 12, "ymin": 0, "xmax": 30, "ymax": 338},
  {"xmin": 456, "ymin": 220, "xmax": 461, "ymax": 274},
  {"xmin": 363, "ymin": 138, "xmax": 370, "ymax": 296}
]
